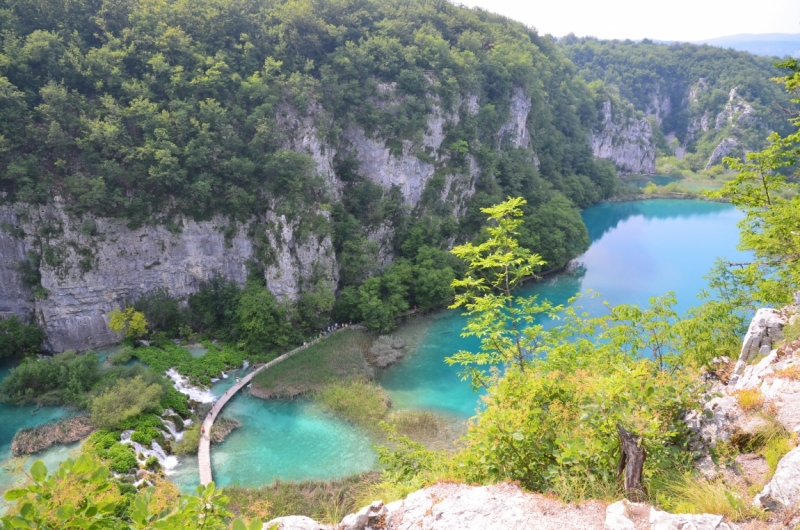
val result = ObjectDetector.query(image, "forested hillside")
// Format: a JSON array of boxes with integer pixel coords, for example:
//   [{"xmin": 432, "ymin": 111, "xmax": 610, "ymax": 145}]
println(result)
[
  {"xmin": 0, "ymin": 0, "xmax": 618, "ymax": 350},
  {"xmin": 559, "ymin": 36, "xmax": 795, "ymax": 170}
]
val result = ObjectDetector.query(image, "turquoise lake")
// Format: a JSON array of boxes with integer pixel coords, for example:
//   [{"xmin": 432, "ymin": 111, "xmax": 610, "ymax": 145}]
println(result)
[{"xmin": 0, "ymin": 199, "xmax": 749, "ymax": 492}]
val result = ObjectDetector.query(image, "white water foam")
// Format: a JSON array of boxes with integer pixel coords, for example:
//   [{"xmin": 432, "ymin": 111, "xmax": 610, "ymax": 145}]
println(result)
[
  {"xmin": 121, "ymin": 430, "xmax": 179, "ymax": 475},
  {"xmin": 165, "ymin": 368, "xmax": 216, "ymax": 403}
]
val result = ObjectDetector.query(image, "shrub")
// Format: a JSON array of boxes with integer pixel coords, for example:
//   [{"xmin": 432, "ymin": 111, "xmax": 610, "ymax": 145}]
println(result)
[
  {"xmin": 109, "ymin": 346, "xmax": 134, "ymax": 365},
  {"xmin": 0, "ymin": 351, "xmax": 100, "ymax": 405},
  {"xmin": 455, "ymin": 362, "xmax": 698, "ymax": 492},
  {"xmin": 90, "ymin": 376, "xmax": 163, "ymax": 429},
  {"xmin": 761, "ymin": 435, "xmax": 794, "ymax": 477},
  {"xmin": 85, "ymin": 431, "xmax": 139, "ymax": 473},
  {"xmin": 173, "ymin": 424, "xmax": 200, "ymax": 455},
  {"xmin": 0, "ymin": 315, "xmax": 45, "ymax": 359},
  {"xmin": 650, "ymin": 473, "xmax": 761, "ymax": 522},
  {"xmin": 775, "ymin": 365, "xmax": 800, "ymax": 380},
  {"xmin": 733, "ymin": 389, "xmax": 764, "ymax": 412},
  {"xmin": 134, "ymin": 288, "xmax": 186, "ymax": 337}
]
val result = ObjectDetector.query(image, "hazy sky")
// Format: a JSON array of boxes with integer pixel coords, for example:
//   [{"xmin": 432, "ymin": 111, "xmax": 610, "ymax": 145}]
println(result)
[{"xmin": 455, "ymin": 0, "xmax": 800, "ymax": 42}]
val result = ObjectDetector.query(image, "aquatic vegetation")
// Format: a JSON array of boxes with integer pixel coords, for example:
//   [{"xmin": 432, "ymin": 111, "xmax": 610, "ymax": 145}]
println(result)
[
  {"xmin": 225, "ymin": 472, "xmax": 381, "ymax": 525},
  {"xmin": 316, "ymin": 379, "xmax": 391, "ymax": 430},
  {"xmin": 251, "ymin": 329, "xmax": 373, "ymax": 399},
  {"xmin": 133, "ymin": 342, "xmax": 252, "ymax": 386}
]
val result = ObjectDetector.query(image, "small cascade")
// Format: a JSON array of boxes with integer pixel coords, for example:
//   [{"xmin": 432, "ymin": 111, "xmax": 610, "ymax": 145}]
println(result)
[
  {"xmin": 160, "ymin": 418, "xmax": 184, "ymax": 442},
  {"xmin": 165, "ymin": 368, "xmax": 216, "ymax": 403},
  {"xmin": 121, "ymin": 430, "xmax": 179, "ymax": 475},
  {"xmin": 242, "ymin": 360, "xmax": 250, "ymax": 369},
  {"xmin": 221, "ymin": 371, "xmax": 228, "ymax": 379}
]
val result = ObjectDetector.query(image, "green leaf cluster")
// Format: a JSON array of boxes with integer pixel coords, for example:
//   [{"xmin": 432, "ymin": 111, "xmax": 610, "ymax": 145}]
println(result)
[{"xmin": 2, "ymin": 456, "xmax": 262, "ymax": 529}]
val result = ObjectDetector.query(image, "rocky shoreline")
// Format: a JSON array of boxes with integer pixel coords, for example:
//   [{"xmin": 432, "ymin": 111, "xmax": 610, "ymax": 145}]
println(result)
[{"xmin": 11, "ymin": 415, "xmax": 95, "ymax": 456}]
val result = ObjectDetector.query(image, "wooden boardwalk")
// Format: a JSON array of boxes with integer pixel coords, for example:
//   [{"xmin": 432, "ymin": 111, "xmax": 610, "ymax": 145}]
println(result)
[{"xmin": 198, "ymin": 325, "xmax": 363, "ymax": 485}]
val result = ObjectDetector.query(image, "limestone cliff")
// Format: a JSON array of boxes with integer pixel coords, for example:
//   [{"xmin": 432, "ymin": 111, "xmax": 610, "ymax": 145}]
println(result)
[
  {"xmin": 590, "ymin": 99, "xmax": 656, "ymax": 174},
  {"xmin": 0, "ymin": 87, "xmax": 533, "ymax": 352}
]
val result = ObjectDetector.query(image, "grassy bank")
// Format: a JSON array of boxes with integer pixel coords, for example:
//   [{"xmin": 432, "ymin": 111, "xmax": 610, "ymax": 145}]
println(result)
[
  {"xmin": 250, "ymin": 329, "xmax": 374, "ymax": 399},
  {"xmin": 225, "ymin": 472, "xmax": 381, "ymax": 524}
]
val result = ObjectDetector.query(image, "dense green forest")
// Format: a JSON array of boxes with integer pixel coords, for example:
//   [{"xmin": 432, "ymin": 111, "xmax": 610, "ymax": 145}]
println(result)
[
  {"xmin": 0, "ymin": 0, "xmax": 621, "ymax": 334},
  {"xmin": 559, "ymin": 36, "xmax": 796, "ymax": 170}
]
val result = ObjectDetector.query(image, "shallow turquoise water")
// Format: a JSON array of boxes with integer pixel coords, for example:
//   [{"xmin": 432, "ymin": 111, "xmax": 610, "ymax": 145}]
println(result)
[
  {"xmin": 0, "ymin": 358, "xmax": 77, "ymax": 500},
  {"xmin": 378, "ymin": 199, "xmax": 748, "ymax": 419},
  {"xmin": 170, "ymin": 369, "xmax": 377, "ymax": 492}
]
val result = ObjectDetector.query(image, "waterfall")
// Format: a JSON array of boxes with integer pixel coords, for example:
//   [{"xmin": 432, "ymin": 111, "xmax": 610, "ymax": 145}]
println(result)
[
  {"xmin": 242, "ymin": 360, "xmax": 249, "ymax": 369},
  {"xmin": 165, "ymin": 368, "xmax": 216, "ymax": 403},
  {"xmin": 160, "ymin": 418, "xmax": 184, "ymax": 442},
  {"xmin": 120, "ymin": 430, "xmax": 179, "ymax": 475}
]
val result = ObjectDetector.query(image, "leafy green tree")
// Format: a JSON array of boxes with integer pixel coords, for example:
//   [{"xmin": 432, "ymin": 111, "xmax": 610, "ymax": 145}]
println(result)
[
  {"xmin": 0, "ymin": 351, "xmax": 99, "ymax": 405},
  {"xmin": 710, "ymin": 60, "xmax": 800, "ymax": 305},
  {"xmin": 89, "ymin": 376, "xmax": 164, "ymax": 429},
  {"xmin": 108, "ymin": 307, "xmax": 148, "ymax": 340},
  {"xmin": 357, "ymin": 264, "xmax": 410, "ymax": 333},
  {"xmin": 236, "ymin": 281, "xmax": 295, "ymax": 355},
  {"xmin": 2, "ymin": 456, "xmax": 262, "ymax": 529},
  {"xmin": 0, "ymin": 315, "xmax": 45, "ymax": 359},
  {"xmin": 187, "ymin": 276, "xmax": 242, "ymax": 341},
  {"xmin": 446, "ymin": 197, "xmax": 700, "ymax": 495},
  {"xmin": 133, "ymin": 288, "xmax": 185, "ymax": 337},
  {"xmin": 446, "ymin": 197, "xmax": 552, "ymax": 388}
]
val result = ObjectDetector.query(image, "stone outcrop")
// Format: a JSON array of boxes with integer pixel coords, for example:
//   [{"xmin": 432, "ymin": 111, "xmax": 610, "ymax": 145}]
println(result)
[
  {"xmin": 754, "ymin": 445, "xmax": 800, "ymax": 511},
  {"xmin": 265, "ymin": 483, "xmax": 746, "ymax": 530},
  {"xmin": 705, "ymin": 138, "xmax": 739, "ymax": 169},
  {"xmin": 729, "ymin": 307, "xmax": 787, "ymax": 386},
  {"xmin": 604, "ymin": 500, "xmax": 735, "ymax": 530},
  {"xmin": 0, "ymin": 205, "xmax": 34, "ymax": 320},
  {"xmin": 498, "ymin": 87, "xmax": 532, "ymax": 148},
  {"xmin": 590, "ymin": 99, "xmax": 656, "ymax": 174},
  {"xmin": 335, "ymin": 483, "xmax": 607, "ymax": 530}
]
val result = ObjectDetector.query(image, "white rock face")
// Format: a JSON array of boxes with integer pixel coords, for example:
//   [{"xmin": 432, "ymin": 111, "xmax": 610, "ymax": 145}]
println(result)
[
  {"xmin": 0, "ymin": 206, "xmax": 33, "ymax": 319},
  {"xmin": 714, "ymin": 88, "xmax": 757, "ymax": 131},
  {"xmin": 754, "ymin": 445, "xmax": 800, "ymax": 511},
  {"xmin": 263, "ymin": 515, "xmax": 331, "ymax": 530},
  {"xmin": 705, "ymin": 138, "xmax": 739, "ymax": 169},
  {"xmin": 276, "ymin": 102, "xmax": 340, "ymax": 198},
  {"xmin": 0, "ymin": 200, "xmax": 337, "ymax": 352},
  {"xmin": 645, "ymin": 86, "xmax": 672, "ymax": 125},
  {"xmin": 729, "ymin": 307, "xmax": 786, "ymax": 386},
  {"xmin": 604, "ymin": 501, "xmax": 736, "ymax": 530},
  {"xmin": 591, "ymin": 99, "xmax": 656, "ymax": 174},
  {"xmin": 498, "ymin": 87, "xmax": 532, "ymax": 148},
  {"xmin": 336, "ymin": 483, "xmax": 607, "ymax": 530},
  {"xmin": 648, "ymin": 507, "xmax": 734, "ymax": 530}
]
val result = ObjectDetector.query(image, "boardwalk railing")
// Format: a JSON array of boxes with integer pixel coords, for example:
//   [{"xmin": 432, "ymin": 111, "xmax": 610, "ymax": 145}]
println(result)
[{"xmin": 197, "ymin": 325, "xmax": 363, "ymax": 485}]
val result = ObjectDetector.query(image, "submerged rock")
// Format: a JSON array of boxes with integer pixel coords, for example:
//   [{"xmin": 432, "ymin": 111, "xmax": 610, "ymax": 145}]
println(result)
[{"xmin": 368, "ymin": 335, "xmax": 405, "ymax": 368}]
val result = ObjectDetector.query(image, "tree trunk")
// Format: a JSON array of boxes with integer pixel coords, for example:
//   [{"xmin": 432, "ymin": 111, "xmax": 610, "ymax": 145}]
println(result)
[{"xmin": 616, "ymin": 423, "xmax": 646, "ymax": 502}]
